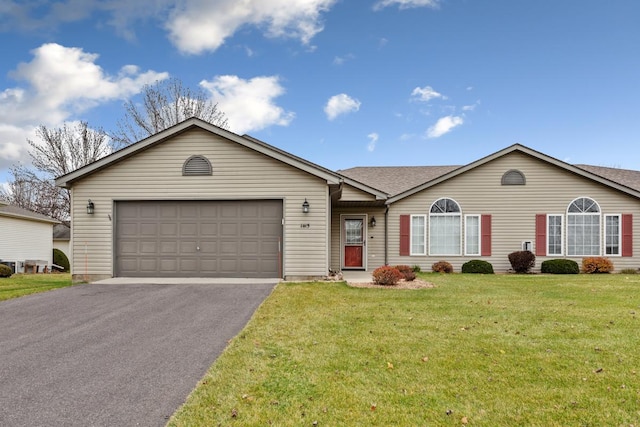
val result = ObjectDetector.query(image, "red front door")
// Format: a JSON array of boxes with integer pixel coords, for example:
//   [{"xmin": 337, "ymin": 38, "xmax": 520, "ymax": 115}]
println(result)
[{"xmin": 343, "ymin": 218, "xmax": 365, "ymax": 269}]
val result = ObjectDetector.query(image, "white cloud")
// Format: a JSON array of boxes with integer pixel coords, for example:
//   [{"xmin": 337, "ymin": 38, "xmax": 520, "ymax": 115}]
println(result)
[
  {"xmin": 367, "ymin": 133, "xmax": 379, "ymax": 152},
  {"xmin": 374, "ymin": 0, "xmax": 439, "ymax": 11},
  {"xmin": 426, "ymin": 115, "xmax": 464, "ymax": 139},
  {"xmin": 411, "ymin": 85, "xmax": 446, "ymax": 102},
  {"xmin": 2, "ymin": 1, "xmax": 337, "ymax": 55},
  {"xmin": 0, "ymin": 42, "xmax": 167, "ymax": 173},
  {"xmin": 166, "ymin": 0, "xmax": 338, "ymax": 54},
  {"xmin": 201, "ymin": 75, "xmax": 294, "ymax": 134},
  {"xmin": 324, "ymin": 94, "xmax": 361, "ymax": 120},
  {"xmin": 333, "ymin": 53, "xmax": 355, "ymax": 65}
]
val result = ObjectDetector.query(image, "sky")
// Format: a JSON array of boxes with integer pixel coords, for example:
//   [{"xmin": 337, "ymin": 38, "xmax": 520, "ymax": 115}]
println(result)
[{"xmin": 1, "ymin": 0, "xmax": 640, "ymax": 187}]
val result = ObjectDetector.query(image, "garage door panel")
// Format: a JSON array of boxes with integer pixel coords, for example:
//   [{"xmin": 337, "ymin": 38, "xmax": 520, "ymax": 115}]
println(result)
[{"xmin": 115, "ymin": 200, "xmax": 282, "ymax": 277}]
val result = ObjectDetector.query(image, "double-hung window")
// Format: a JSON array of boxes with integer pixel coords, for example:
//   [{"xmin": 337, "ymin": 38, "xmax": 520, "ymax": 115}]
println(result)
[
  {"xmin": 605, "ymin": 214, "xmax": 621, "ymax": 256},
  {"xmin": 567, "ymin": 197, "xmax": 601, "ymax": 256},
  {"xmin": 465, "ymin": 215, "xmax": 480, "ymax": 255},
  {"xmin": 547, "ymin": 214, "xmax": 563, "ymax": 255},
  {"xmin": 410, "ymin": 215, "xmax": 426, "ymax": 255},
  {"xmin": 429, "ymin": 198, "xmax": 462, "ymax": 255}
]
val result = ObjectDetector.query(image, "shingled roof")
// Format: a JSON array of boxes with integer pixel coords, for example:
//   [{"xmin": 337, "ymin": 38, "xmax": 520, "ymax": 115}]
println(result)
[
  {"xmin": 575, "ymin": 164, "xmax": 640, "ymax": 193},
  {"xmin": 338, "ymin": 163, "xmax": 640, "ymax": 198},
  {"xmin": 337, "ymin": 165, "xmax": 460, "ymax": 196},
  {"xmin": 0, "ymin": 202, "xmax": 59, "ymax": 224}
]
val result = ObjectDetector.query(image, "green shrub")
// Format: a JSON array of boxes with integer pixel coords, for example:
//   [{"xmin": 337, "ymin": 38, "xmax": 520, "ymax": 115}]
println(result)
[
  {"xmin": 394, "ymin": 265, "xmax": 416, "ymax": 281},
  {"xmin": 619, "ymin": 268, "xmax": 638, "ymax": 274},
  {"xmin": 582, "ymin": 257, "xmax": 614, "ymax": 274},
  {"xmin": 508, "ymin": 250, "xmax": 536, "ymax": 273},
  {"xmin": 412, "ymin": 265, "xmax": 422, "ymax": 273},
  {"xmin": 53, "ymin": 248, "xmax": 70, "ymax": 272},
  {"xmin": 432, "ymin": 261, "xmax": 453, "ymax": 273},
  {"xmin": 0, "ymin": 263, "xmax": 12, "ymax": 278},
  {"xmin": 540, "ymin": 259, "xmax": 580, "ymax": 274},
  {"xmin": 461, "ymin": 259, "xmax": 494, "ymax": 274},
  {"xmin": 372, "ymin": 266, "xmax": 403, "ymax": 286}
]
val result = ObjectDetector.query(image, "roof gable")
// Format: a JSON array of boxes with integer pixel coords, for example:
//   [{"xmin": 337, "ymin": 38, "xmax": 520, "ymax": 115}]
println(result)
[
  {"xmin": 377, "ymin": 144, "xmax": 640, "ymax": 203},
  {"xmin": 56, "ymin": 118, "xmax": 363, "ymax": 191}
]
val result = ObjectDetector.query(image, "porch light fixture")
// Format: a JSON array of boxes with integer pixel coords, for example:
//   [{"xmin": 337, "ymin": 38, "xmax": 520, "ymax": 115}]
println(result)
[
  {"xmin": 302, "ymin": 199, "xmax": 310, "ymax": 214},
  {"xmin": 86, "ymin": 199, "xmax": 95, "ymax": 215},
  {"xmin": 370, "ymin": 216, "xmax": 376, "ymax": 227}
]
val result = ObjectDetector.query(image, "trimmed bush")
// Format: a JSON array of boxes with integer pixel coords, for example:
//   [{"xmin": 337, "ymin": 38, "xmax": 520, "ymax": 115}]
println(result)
[
  {"xmin": 461, "ymin": 260, "xmax": 494, "ymax": 274},
  {"xmin": 619, "ymin": 268, "xmax": 638, "ymax": 275},
  {"xmin": 372, "ymin": 266, "xmax": 403, "ymax": 286},
  {"xmin": 0, "ymin": 263, "xmax": 12, "ymax": 278},
  {"xmin": 412, "ymin": 265, "xmax": 422, "ymax": 273},
  {"xmin": 508, "ymin": 250, "xmax": 536, "ymax": 273},
  {"xmin": 394, "ymin": 265, "xmax": 416, "ymax": 281},
  {"xmin": 53, "ymin": 248, "xmax": 70, "ymax": 272},
  {"xmin": 540, "ymin": 259, "xmax": 579, "ymax": 274},
  {"xmin": 582, "ymin": 257, "xmax": 614, "ymax": 274},
  {"xmin": 432, "ymin": 261, "xmax": 453, "ymax": 273}
]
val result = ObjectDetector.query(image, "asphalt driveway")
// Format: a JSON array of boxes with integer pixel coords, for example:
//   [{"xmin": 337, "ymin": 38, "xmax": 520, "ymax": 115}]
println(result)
[{"xmin": 0, "ymin": 280, "xmax": 277, "ymax": 426}]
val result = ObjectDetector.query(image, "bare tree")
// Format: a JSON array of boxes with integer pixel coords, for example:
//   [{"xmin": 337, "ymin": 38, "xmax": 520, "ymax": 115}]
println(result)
[
  {"xmin": 1, "ymin": 121, "xmax": 110, "ymax": 221},
  {"xmin": 111, "ymin": 77, "xmax": 229, "ymax": 149}
]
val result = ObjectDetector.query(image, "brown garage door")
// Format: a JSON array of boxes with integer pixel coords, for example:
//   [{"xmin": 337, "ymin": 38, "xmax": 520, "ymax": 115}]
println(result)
[{"xmin": 115, "ymin": 200, "xmax": 283, "ymax": 278}]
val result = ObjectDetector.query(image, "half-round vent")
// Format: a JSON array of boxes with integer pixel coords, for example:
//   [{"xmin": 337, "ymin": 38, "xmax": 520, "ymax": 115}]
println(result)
[
  {"xmin": 183, "ymin": 155, "xmax": 212, "ymax": 176},
  {"xmin": 501, "ymin": 169, "xmax": 526, "ymax": 185}
]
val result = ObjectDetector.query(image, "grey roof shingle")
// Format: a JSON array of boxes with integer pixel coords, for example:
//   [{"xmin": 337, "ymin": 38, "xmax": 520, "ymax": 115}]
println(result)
[
  {"xmin": 0, "ymin": 202, "xmax": 59, "ymax": 224},
  {"xmin": 337, "ymin": 165, "xmax": 460, "ymax": 196},
  {"xmin": 575, "ymin": 164, "xmax": 640, "ymax": 193}
]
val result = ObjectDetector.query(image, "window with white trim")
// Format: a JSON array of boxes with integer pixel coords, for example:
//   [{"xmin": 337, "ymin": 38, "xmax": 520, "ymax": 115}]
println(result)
[
  {"xmin": 465, "ymin": 215, "xmax": 480, "ymax": 255},
  {"xmin": 410, "ymin": 215, "xmax": 426, "ymax": 255},
  {"xmin": 605, "ymin": 214, "xmax": 621, "ymax": 256},
  {"xmin": 547, "ymin": 214, "xmax": 563, "ymax": 256},
  {"xmin": 567, "ymin": 197, "xmax": 601, "ymax": 256},
  {"xmin": 429, "ymin": 198, "xmax": 461, "ymax": 255}
]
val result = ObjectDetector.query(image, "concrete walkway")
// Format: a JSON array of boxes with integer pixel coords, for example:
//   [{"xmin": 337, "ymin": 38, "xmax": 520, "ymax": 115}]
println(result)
[{"xmin": 341, "ymin": 270, "xmax": 373, "ymax": 283}]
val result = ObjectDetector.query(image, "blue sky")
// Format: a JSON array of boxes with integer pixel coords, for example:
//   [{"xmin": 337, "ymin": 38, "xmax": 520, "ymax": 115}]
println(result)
[{"xmin": 1, "ymin": 0, "xmax": 639, "ymax": 186}]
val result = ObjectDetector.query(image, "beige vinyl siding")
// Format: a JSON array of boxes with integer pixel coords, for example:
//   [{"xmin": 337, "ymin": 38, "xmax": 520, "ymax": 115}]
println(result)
[
  {"xmin": 0, "ymin": 217, "xmax": 53, "ymax": 271},
  {"xmin": 340, "ymin": 184, "xmax": 379, "ymax": 202},
  {"xmin": 330, "ymin": 207, "xmax": 386, "ymax": 271},
  {"xmin": 71, "ymin": 128, "xmax": 329, "ymax": 281},
  {"xmin": 387, "ymin": 151, "xmax": 640, "ymax": 272}
]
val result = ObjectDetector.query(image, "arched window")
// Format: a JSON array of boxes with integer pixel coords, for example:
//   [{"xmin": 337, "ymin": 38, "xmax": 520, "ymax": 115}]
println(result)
[
  {"xmin": 501, "ymin": 169, "xmax": 526, "ymax": 185},
  {"xmin": 429, "ymin": 198, "xmax": 461, "ymax": 255},
  {"xmin": 567, "ymin": 197, "xmax": 601, "ymax": 256},
  {"xmin": 182, "ymin": 155, "xmax": 212, "ymax": 176}
]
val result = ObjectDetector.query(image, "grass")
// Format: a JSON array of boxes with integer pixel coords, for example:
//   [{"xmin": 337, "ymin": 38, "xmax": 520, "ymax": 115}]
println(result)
[
  {"xmin": 0, "ymin": 273, "xmax": 73, "ymax": 301},
  {"xmin": 168, "ymin": 273, "xmax": 640, "ymax": 426}
]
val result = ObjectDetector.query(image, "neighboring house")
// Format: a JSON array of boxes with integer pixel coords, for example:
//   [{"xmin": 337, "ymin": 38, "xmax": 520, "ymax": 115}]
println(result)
[
  {"xmin": 0, "ymin": 202, "xmax": 59, "ymax": 273},
  {"xmin": 55, "ymin": 118, "xmax": 640, "ymax": 282},
  {"xmin": 53, "ymin": 223, "xmax": 71, "ymax": 264}
]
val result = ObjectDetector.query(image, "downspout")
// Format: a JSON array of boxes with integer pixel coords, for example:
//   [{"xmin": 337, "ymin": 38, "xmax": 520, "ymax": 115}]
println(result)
[{"xmin": 384, "ymin": 204, "xmax": 389, "ymax": 266}]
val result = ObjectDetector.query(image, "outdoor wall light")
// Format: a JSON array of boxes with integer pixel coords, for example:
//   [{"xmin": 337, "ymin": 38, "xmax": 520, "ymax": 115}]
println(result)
[
  {"xmin": 86, "ymin": 199, "xmax": 95, "ymax": 215},
  {"xmin": 302, "ymin": 198, "xmax": 310, "ymax": 214},
  {"xmin": 370, "ymin": 216, "xmax": 376, "ymax": 227}
]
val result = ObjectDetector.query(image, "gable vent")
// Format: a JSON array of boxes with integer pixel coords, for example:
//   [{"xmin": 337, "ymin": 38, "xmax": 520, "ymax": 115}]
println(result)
[
  {"xmin": 183, "ymin": 155, "xmax": 212, "ymax": 176},
  {"xmin": 501, "ymin": 169, "xmax": 526, "ymax": 185}
]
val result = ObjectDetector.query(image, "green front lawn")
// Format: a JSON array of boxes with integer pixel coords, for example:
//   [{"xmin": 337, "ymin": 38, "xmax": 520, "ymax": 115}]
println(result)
[
  {"xmin": 0, "ymin": 273, "xmax": 73, "ymax": 301},
  {"xmin": 169, "ymin": 273, "xmax": 640, "ymax": 426}
]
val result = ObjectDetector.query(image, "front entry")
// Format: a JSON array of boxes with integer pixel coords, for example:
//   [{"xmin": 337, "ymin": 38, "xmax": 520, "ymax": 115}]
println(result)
[{"xmin": 342, "ymin": 216, "xmax": 366, "ymax": 270}]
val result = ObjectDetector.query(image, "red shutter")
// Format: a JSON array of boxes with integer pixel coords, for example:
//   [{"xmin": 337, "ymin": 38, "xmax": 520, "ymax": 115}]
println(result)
[
  {"xmin": 622, "ymin": 214, "xmax": 633, "ymax": 257},
  {"xmin": 481, "ymin": 214, "xmax": 492, "ymax": 256},
  {"xmin": 399, "ymin": 215, "xmax": 410, "ymax": 256},
  {"xmin": 535, "ymin": 214, "xmax": 547, "ymax": 256}
]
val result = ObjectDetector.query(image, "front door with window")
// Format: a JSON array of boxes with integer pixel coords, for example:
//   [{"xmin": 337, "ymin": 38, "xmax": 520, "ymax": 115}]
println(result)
[{"xmin": 343, "ymin": 216, "xmax": 366, "ymax": 269}]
